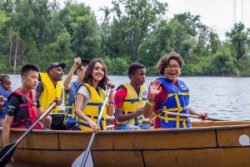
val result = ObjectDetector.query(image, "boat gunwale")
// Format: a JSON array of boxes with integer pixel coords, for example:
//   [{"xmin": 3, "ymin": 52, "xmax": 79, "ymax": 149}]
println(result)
[{"xmin": 1, "ymin": 121, "xmax": 250, "ymax": 135}]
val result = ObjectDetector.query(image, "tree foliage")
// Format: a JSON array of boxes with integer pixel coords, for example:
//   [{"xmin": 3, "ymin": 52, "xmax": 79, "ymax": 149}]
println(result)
[{"xmin": 0, "ymin": 0, "xmax": 250, "ymax": 76}]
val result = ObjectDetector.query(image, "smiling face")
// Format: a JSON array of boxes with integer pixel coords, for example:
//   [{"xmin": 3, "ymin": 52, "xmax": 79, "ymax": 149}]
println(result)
[
  {"xmin": 164, "ymin": 59, "xmax": 181, "ymax": 83},
  {"xmin": 91, "ymin": 62, "xmax": 105, "ymax": 83},
  {"xmin": 49, "ymin": 66, "xmax": 64, "ymax": 81}
]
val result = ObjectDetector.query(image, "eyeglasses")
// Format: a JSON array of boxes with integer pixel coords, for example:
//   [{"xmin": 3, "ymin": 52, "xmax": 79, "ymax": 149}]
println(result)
[{"xmin": 166, "ymin": 64, "xmax": 180, "ymax": 69}]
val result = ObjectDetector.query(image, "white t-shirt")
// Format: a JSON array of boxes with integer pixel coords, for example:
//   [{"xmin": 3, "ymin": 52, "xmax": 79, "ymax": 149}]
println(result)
[{"xmin": 77, "ymin": 85, "xmax": 90, "ymax": 109}]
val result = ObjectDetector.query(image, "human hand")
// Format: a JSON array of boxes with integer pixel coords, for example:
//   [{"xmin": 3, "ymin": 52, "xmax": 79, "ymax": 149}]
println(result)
[
  {"xmin": 88, "ymin": 119, "xmax": 98, "ymax": 132},
  {"xmin": 136, "ymin": 106, "xmax": 143, "ymax": 116},
  {"xmin": 199, "ymin": 113, "xmax": 208, "ymax": 120},
  {"xmin": 107, "ymin": 81, "xmax": 115, "ymax": 89},
  {"xmin": 74, "ymin": 57, "xmax": 82, "ymax": 66},
  {"xmin": 54, "ymin": 98, "xmax": 62, "ymax": 106},
  {"xmin": 0, "ymin": 95, "xmax": 5, "ymax": 106},
  {"xmin": 148, "ymin": 81, "xmax": 162, "ymax": 100}
]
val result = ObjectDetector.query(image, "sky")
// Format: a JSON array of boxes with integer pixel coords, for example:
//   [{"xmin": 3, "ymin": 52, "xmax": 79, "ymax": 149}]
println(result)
[{"xmin": 76, "ymin": 0, "xmax": 250, "ymax": 40}]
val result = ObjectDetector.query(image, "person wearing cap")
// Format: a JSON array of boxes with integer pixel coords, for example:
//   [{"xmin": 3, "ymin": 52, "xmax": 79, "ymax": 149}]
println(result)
[
  {"xmin": 36, "ymin": 62, "xmax": 65, "ymax": 130},
  {"xmin": 63, "ymin": 57, "xmax": 89, "ymax": 130}
]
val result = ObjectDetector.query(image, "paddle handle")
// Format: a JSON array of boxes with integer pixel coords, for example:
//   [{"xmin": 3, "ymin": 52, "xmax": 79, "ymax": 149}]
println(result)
[
  {"xmin": 80, "ymin": 88, "xmax": 112, "ymax": 167},
  {"xmin": 164, "ymin": 111, "xmax": 225, "ymax": 121}
]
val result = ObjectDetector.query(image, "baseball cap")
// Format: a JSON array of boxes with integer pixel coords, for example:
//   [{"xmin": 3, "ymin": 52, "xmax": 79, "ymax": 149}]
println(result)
[{"xmin": 47, "ymin": 62, "xmax": 66, "ymax": 72}]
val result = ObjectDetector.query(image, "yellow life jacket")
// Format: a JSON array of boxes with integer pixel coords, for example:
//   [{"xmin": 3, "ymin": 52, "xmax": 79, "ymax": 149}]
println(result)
[
  {"xmin": 77, "ymin": 83, "xmax": 107, "ymax": 131},
  {"xmin": 39, "ymin": 73, "xmax": 63, "ymax": 113},
  {"xmin": 116, "ymin": 83, "xmax": 147, "ymax": 126}
]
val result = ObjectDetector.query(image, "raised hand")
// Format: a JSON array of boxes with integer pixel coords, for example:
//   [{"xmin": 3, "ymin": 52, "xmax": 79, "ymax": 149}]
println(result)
[
  {"xmin": 74, "ymin": 57, "xmax": 82, "ymax": 66},
  {"xmin": 148, "ymin": 81, "xmax": 162, "ymax": 99}
]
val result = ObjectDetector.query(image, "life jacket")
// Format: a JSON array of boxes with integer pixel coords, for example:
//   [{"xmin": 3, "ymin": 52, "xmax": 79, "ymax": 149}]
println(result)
[
  {"xmin": 39, "ymin": 73, "xmax": 63, "ymax": 113},
  {"xmin": 0, "ymin": 85, "xmax": 11, "ymax": 116},
  {"xmin": 10, "ymin": 89, "xmax": 42, "ymax": 129},
  {"xmin": 156, "ymin": 78, "xmax": 191, "ymax": 128},
  {"xmin": 65, "ymin": 81, "xmax": 80, "ymax": 123},
  {"xmin": 116, "ymin": 83, "xmax": 147, "ymax": 126},
  {"xmin": 77, "ymin": 83, "xmax": 107, "ymax": 131}
]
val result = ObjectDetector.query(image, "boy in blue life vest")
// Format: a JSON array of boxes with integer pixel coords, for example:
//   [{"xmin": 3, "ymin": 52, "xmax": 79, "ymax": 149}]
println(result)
[
  {"xmin": 63, "ymin": 57, "xmax": 89, "ymax": 130},
  {"xmin": 114, "ymin": 63, "xmax": 161, "ymax": 130}
]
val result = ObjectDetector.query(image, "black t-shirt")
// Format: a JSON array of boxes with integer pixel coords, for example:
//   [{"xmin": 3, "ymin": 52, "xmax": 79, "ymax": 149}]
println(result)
[{"xmin": 7, "ymin": 93, "xmax": 40, "ymax": 117}]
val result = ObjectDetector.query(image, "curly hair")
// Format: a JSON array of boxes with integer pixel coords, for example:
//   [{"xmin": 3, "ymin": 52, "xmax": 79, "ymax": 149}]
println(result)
[
  {"xmin": 0, "ymin": 74, "xmax": 10, "ymax": 84},
  {"xmin": 157, "ymin": 51, "xmax": 184, "ymax": 75}
]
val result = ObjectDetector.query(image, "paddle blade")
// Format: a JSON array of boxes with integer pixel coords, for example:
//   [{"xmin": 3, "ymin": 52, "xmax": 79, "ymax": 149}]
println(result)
[
  {"xmin": 72, "ymin": 151, "xmax": 93, "ymax": 167},
  {"xmin": 0, "ymin": 142, "xmax": 16, "ymax": 166}
]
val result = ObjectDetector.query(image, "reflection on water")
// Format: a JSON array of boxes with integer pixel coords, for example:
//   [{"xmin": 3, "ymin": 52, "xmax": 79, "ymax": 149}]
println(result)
[{"xmin": 9, "ymin": 75, "xmax": 250, "ymax": 120}]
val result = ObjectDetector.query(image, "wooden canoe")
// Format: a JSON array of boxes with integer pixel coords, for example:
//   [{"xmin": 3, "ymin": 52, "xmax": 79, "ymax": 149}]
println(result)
[{"xmin": 1, "ymin": 121, "xmax": 250, "ymax": 167}]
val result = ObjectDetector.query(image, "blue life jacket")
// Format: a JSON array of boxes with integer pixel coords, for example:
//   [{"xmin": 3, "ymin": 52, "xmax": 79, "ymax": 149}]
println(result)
[
  {"xmin": 0, "ymin": 85, "xmax": 11, "ymax": 118},
  {"xmin": 65, "ymin": 81, "xmax": 81, "ymax": 123},
  {"xmin": 156, "ymin": 77, "xmax": 191, "ymax": 128}
]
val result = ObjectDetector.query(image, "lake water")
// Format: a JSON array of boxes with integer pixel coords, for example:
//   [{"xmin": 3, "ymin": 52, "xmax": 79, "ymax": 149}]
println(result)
[{"xmin": 9, "ymin": 75, "xmax": 250, "ymax": 121}]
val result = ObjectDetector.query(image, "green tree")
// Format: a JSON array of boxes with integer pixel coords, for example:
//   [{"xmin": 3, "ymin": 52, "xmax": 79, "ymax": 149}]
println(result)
[
  {"xmin": 226, "ymin": 23, "xmax": 248, "ymax": 60},
  {"xmin": 104, "ymin": 0, "xmax": 167, "ymax": 61},
  {"xmin": 59, "ymin": 2, "xmax": 100, "ymax": 59}
]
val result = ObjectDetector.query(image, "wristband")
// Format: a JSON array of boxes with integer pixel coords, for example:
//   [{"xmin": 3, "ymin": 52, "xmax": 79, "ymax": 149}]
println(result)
[{"xmin": 146, "ymin": 100, "xmax": 155, "ymax": 106}]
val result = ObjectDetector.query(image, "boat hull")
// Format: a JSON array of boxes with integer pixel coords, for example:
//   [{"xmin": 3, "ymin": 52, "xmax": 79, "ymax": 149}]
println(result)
[{"xmin": 1, "ymin": 121, "xmax": 250, "ymax": 167}]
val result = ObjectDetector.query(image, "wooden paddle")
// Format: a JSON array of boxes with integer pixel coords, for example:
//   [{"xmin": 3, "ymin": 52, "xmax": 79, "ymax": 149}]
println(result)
[
  {"xmin": 163, "ymin": 111, "xmax": 226, "ymax": 121},
  {"xmin": 72, "ymin": 88, "xmax": 112, "ymax": 167},
  {"xmin": 0, "ymin": 102, "xmax": 56, "ymax": 166}
]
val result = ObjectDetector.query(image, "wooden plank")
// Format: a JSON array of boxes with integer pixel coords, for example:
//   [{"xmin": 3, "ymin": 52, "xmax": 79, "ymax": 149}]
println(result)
[
  {"xmin": 59, "ymin": 131, "xmax": 90, "ymax": 150},
  {"xmin": 15, "ymin": 150, "xmax": 80, "ymax": 167},
  {"xmin": 144, "ymin": 148, "xmax": 250, "ymax": 167},
  {"xmin": 12, "ymin": 130, "xmax": 59, "ymax": 149},
  {"xmin": 93, "ymin": 151, "xmax": 144, "ymax": 167},
  {"xmin": 105, "ymin": 130, "xmax": 217, "ymax": 150},
  {"xmin": 217, "ymin": 127, "xmax": 250, "ymax": 146},
  {"xmin": 192, "ymin": 121, "xmax": 250, "ymax": 127}
]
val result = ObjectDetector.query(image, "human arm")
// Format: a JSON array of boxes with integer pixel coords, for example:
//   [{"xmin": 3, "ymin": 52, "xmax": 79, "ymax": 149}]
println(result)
[
  {"xmin": 107, "ymin": 81, "xmax": 115, "ymax": 116},
  {"xmin": 189, "ymin": 108, "xmax": 208, "ymax": 120},
  {"xmin": 63, "ymin": 57, "xmax": 82, "ymax": 90},
  {"xmin": 37, "ymin": 107, "xmax": 52, "ymax": 129},
  {"xmin": 2, "ymin": 95, "xmax": 19, "ymax": 146},
  {"xmin": 35, "ymin": 82, "xmax": 43, "ymax": 101},
  {"xmin": 2, "ymin": 115, "xmax": 14, "ymax": 146},
  {"xmin": 107, "ymin": 89, "xmax": 115, "ymax": 116},
  {"xmin": 115, "ymin": 107, "xmax": 143, "ymax": 122},
  {"xmin": 114, "ymin": 87, "xmax": 143, "ymax": 122}
]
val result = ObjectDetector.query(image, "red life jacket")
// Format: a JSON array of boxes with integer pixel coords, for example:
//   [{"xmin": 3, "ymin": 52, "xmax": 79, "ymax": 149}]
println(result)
[{"xmin": 11, "ymin": 89, "xmax": 42, "ymax": 129}]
